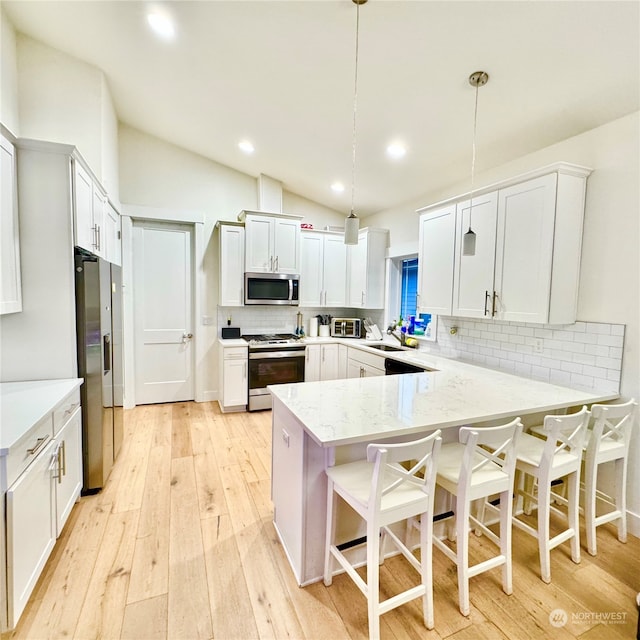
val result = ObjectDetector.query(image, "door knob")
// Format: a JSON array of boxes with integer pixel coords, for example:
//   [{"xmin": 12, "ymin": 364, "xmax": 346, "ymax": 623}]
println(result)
[{"xmin": 183, "ymin": 333, "xmax": 193, "ymax": 342}]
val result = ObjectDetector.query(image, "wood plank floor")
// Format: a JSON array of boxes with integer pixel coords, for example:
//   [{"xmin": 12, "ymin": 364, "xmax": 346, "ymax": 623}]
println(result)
[{"xmin": 4, "ymin": 402, "xmax": 639, "ymax": 640}]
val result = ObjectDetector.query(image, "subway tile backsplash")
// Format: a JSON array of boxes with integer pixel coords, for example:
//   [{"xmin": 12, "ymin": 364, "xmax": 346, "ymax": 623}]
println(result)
[{"xmin": 420, "ymin": 317, "xmax": 624, "ymax": 393}]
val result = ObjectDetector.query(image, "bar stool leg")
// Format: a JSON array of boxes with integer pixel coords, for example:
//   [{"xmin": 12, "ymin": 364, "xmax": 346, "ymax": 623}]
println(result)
[
  {"xmin": 366, "ymin": 516, "xmax": 381, "ymax": 640},
  {"xmin": 615, "ymin": 457, "xmax": 628, "ymax": 543},
  {"xmin": 324, "ymin": 480, "xmax": 337, "ymax": 586},
  {"xmin": 499, "ymin": 488, "xmax": 513, "ymax": 595},
  {"xmin": 456, "ymin": 494, "xmax": 472, "ymax": 616},
  {"xmin": 567, "ymin": 470, "xmax": 581, "ymax": 564},
  {"xmin": 584, "ymin": 456, "xmax": 598, "ymax": 556},
  {"xmin": 537, "ymin": 479, "xmax": 552, "ymax": 584},
  {"xmin": 420, "ymin": 509, "xmax": 435, "ymax": 629}
]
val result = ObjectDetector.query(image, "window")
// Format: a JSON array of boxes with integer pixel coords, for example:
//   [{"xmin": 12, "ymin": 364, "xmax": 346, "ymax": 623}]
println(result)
[{"xmin": 389, "ymin": 256, "xmax": 434, "ymax": 338}]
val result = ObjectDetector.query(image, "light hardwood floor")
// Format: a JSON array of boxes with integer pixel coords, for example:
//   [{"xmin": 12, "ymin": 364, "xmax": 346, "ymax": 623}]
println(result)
[{"xmin": 4, "ymin": 402, "xmax": 639, "ymax": 640}]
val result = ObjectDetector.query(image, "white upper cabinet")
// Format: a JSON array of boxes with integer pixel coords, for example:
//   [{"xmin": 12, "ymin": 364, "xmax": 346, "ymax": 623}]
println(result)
[
  {"xmin": 417, "ymin": 204, "xmax": 456, "ymax": 316},
  {"xmin": 1, "ymin": 131, "xmax": 22, "ymax": 315},
  {"xmin": 300, "ymin": 230, "xmax": 347, "ymax": 307},
  {"xmin": 452, "ymin": 191, "xmax": 499, "ymax": 318},
  {"xmin": 73, "ymin": 159, "xmax": 108, "ymax": 259},
  {"xmin": 418, "ymin": 163, "xmax": 591, "ymax": 324},
  {"xmin": 217, "ymin": 222, "xmax": 245, "ymax": 307},
  {"xmin": 103, "ymin": 201, "xmax": 121, "ymax": 266},
  {"xmin": 239, "ymin": 211, "xmax": 301, "ymax": 274},
  {"xmin": 347, "ymin": 228, "xmax": 388, "ymax": 309}
]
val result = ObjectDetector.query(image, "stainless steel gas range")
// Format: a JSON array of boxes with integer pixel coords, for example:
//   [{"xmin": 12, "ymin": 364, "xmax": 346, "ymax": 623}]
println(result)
[{"xmin": 241, "ymin": 333, "xmax": 305, "ymax": 411}]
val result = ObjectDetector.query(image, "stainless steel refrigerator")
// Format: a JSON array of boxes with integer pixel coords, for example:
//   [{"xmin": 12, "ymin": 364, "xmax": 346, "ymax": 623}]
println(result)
[{"xmin": 74, "ymin": 248, "xmax": 123, "ymax": 493}]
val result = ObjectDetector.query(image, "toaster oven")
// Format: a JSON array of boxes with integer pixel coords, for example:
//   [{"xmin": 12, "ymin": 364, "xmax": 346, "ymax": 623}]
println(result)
[{"xmin": 330, "ymin": 318, "xmax": 362, "ymax": 338}]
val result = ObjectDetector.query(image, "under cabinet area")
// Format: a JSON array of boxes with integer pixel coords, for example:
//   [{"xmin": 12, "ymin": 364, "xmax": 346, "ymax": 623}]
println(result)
[
  {"xmin": 0, "ymin": 379, "xmax": 83, "ymax": 632},
  {"xmin": 239, "ymin": 210, "xmax": 302, "ymax": 274},
  {"xmin": 417, "ymin": 162, "xmax": 591, "ymax": 324},
  {"xmin": 300, "ymin": 230, "xmax": 347, "ymax": 307}
]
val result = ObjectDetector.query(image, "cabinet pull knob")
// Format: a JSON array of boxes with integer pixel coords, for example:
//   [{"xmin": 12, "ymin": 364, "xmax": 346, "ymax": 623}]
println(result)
[{"xmin": 27, "ymin": 435, "xmax": 50, "ymax": 456}]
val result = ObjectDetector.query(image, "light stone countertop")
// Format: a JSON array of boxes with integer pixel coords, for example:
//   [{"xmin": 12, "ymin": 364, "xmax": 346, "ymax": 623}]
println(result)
[
  {"xmin": 268, "ymin": 357, "xmax": 616, "ymax": 447},
  {"xmin": 0, "ymin": 378, "xmax": 83, "ymax": 454}
]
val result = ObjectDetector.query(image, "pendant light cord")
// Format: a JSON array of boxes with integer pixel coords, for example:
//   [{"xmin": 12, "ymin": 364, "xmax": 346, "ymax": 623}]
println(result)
[
  {"xmin": 468, "ymin": 81, "xmax": 480, "ymax": 231},
  {"xmin": 350, "ymin": 1, "xmax": 361, "ymax": 217}
]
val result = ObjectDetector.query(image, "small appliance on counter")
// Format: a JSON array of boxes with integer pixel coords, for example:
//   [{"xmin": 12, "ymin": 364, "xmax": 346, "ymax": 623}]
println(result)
[
  {"xmin": 221, "ymin": 327, "xmax": 241, "ymax": 339},
  {"xmin": 330, "ymin": 317, "xmax": 361, "ymax": 338}
]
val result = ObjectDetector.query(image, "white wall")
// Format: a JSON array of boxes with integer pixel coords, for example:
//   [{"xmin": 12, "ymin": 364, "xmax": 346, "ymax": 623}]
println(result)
[
  {"xmin": 15, "ymin": 34, "xmax": 119, "ymax": 199},
  {"xmin": 0, "ymin": 10, "xmax": 19, "ymax": 134}
]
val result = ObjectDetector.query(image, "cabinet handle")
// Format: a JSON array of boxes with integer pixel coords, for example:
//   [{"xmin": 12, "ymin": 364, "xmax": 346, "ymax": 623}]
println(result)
[
  {"xmin": 27, "ymin": 435, "xmax": 50, "ymax": 456},
  {"xmin": 322, "ymin": 348, "xmax": 325, "ymax": 363},
  {"xmin": 361, "ymin": 291, "xmax": 365, "ymax": 305},
  {"xmin": 61, "ymin": 439, "xmax": 66, "ymax": 478},
  {"xmin": 93, "ymin": 224, "xmax": 99, "ymax": 249},
  {"xmin": 269, "ymin": 256, "xmax": 273, "ymax": 271},
  {"xmin": 97, "ymin": 224, "xmax": 101, "ymax": 251},
  {"xmin": 492, "ymin": 291, "xmax": 498, "ymax": 317},
  {"xmin": 484, "ymin": 290, "xmax": 490, "ymax": 316}
]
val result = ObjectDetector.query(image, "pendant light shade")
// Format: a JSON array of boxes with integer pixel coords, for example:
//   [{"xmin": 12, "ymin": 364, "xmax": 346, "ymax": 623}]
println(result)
[
  {"xmin": 462, "ymin": 70, "xmax": 489, "ymax": 257},
  {"xmin": 344, "ymin": 0, "xmax": 367, "ymax": 245}
]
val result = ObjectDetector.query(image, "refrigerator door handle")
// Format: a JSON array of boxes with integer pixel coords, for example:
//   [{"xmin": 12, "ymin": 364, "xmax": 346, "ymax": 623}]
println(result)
[{"xmin": 103, "ymin": 334, "xmax": 111, "ymax": 373}]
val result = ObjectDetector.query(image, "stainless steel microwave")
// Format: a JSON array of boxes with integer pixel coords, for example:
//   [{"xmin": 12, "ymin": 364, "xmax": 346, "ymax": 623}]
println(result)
[{"xmin": 244, "ymin": 272, "xmax": 300, "ymax": 305}]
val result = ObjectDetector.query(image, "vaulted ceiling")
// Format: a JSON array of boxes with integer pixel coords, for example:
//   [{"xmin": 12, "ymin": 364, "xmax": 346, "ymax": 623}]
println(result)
[{"xmin": 4, "ymin": 1, "xmax": 639, "ymax": 216}]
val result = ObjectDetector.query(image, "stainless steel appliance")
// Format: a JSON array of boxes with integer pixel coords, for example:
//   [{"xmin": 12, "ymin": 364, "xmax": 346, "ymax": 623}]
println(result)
[
  {"xmin": 330, "ymin": 317, "xmax": 362, "ymax": 338},
  {"xmin": 244, "ymin": 272, "xmax": 300, "ymax": 305},
  {"xmin": 74, "ymin": 248, "xmax": 123, "ymax": 493},
  {"xmin": 242, "ymin": 333, "xmax": 305, "ymax": 411}
]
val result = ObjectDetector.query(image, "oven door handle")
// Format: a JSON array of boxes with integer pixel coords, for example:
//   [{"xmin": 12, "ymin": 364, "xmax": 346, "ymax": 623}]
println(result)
[{"xmin": 249, "ymin": 351, "xmax": 306, "ymax": 359}]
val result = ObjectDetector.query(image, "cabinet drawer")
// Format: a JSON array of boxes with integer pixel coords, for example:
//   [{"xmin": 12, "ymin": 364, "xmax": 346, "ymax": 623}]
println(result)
[
  {"xmin": 223, "ymin": 347, "xmax": 248, "ymax": 360},
  {"xmin": 347, "ymin": 347, "xmax": 385, "ymax": 370},
  {"xmin": 52, "ymin": 388, "xmax": 81, "ymax": 435},
  {"xmin": 5, "ymin": 414, "xmax": 54, "ymax": 489}
]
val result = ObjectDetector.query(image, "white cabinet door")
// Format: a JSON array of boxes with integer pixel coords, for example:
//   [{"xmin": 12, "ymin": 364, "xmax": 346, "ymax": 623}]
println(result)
[
  {"xmin": 6, "ymin": 440, "xmax": 56, "ymax": 628},
  {"xmin": 53, "ymin": 407, "xmax": 82, "ymax": 537},
  {"xmin": 494, "ymin": 174, "xmax": 557, "ymax": 323},
  {"xmin": 219, "ymin": 224, "xmax": 245, "ymax": 306},
  {"xmin": 74, "ymin": 161, "xmax": 94, "ymax": 253},
  {"xmin": 347, "ymin": 359, "xmax": 363, "ymax": 379},
  {"xmin": 305, "ymin": 345, "xmax": 321, "ymax": 382},
  {"xmin": 452, "ymin": 192, "xmax": 498, "ymax": 318},
  {"xmin": 245, "ymin": 215, "xmax": 273, "ymax": 272},
  {"xmin": 103, "ymin": 201, "xmax": 121, "ymax": 265},
  {"xmin": 338, "ymin": 344, "xmax": 348, "ymax": 380},
  {"xmin": 347, "ymin": 239, "xmax": 367, "ymax": 308},
  {"xmin": 273, "ymin": 217, "xmax": 300, "ymax": 274},
  {"xmin": 320, "ymin": 344, "xmax": 339, "ymax": 381},
  {"xmin": 417, "ymin": 204, "xmax": 456, "ymax": 316},
  {"xmin": 0, "ymin": 133, "xmax": 22, "ymax": 315},
  {"xmin": 363, "ymin": 363, "xmax": 385, "ymax": 377},
  {"xmin": 300, "ymin": 232, "xmax": 324, "ymax": 306},
  {"xmin": 92, "ymin": 184, "xmax": 105, "ymax": 258},
  {"xmin": 323, "ymin": 235, "xmax": 347, "ymax": 307},
  {"xmin": 223, "ymin": 358, "xmax": 248, "ymax": 407},
  {"xmin": 347, "ymin": 229, "xmax": 388, "ymax": 309}
]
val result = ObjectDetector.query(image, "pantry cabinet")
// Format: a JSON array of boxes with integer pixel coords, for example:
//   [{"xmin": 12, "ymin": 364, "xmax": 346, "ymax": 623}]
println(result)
[
  {"xmin": 300, "ymin": 230, "xmax": 347, "ymax": 307},
  {"xmin": 239, "ymin": 211, "xmax": 302, "ymax": 274},
  {"xmin": 347, "ymin": 228, "xmax": 388, "ymax": 309},
  {"xmin": 0, "ymin": 130, "xmax": 22, "ymax": 315},
  {"xmin": 217, "ymin": 222, "xmax": 245, "ymax": 306},
  {"xmin": 418, "ymin": 162, "xmax": 591, "ymax": 324},
  {"xmin": 417, "ymin": 204, "xmax": 456, "ymax": 316}
]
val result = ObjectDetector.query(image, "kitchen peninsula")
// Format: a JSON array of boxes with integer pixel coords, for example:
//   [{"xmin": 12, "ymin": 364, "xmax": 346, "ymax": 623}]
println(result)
[{"xmin": 268, "ymin": 354, "xmax": 616, "ymax": 585}]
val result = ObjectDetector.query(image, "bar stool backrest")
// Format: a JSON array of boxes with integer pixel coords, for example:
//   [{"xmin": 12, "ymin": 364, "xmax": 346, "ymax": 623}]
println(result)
[
  {"xmin": 589, "ymin": 400, "xmax": 637, "ymax": 453},
  {"xmin": 539, "ymin": 406, "xmax": 590, "ymax": 474}
]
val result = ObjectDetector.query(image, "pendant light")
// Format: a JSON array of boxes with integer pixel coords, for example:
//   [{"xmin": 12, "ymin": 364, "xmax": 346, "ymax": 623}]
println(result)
[
  {"xmin": 344, "ymin": 0, "xmax": 367, "ymax": 246},
  {"xmin": 462, "ymin": 70, "xmax": 489, "ymax": 256}
]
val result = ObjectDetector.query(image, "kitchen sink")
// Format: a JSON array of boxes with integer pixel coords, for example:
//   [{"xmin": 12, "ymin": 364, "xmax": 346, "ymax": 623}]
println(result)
[{"xmin": 368, "ymin": 344, "xmax": 404, "ymax": 352}]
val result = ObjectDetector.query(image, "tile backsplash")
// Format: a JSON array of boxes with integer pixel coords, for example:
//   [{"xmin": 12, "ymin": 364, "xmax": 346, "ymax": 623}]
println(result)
[
  {"xmin": 420, "ymin": 316, "xmax": 624, "ymax": 393},
  {"xmin": 217, "ymin": 307, "xmax": 384, "ymax": 336}
]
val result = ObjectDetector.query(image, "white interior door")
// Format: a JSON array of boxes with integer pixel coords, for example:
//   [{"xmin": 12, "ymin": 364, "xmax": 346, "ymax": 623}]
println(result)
[{"xmin": 133, "ymin": 221, "xmax": 194, "ymax": 404}]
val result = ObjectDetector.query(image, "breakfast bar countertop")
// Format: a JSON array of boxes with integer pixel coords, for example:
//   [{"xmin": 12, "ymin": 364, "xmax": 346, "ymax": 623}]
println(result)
[{"xmin": 268, "ymin": 356, "xmax": 616, "ymax": 447}]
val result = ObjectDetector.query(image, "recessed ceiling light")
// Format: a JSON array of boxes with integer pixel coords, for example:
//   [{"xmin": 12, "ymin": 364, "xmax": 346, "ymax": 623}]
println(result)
[
  {"xmin": 386, "ymin": 142, "xmax": 407, "ymax": 159},
  {"xmin": 238, "ymin": 140, "xmax": 255, "ymax": 154},
  {"xmin": 147, "ymin": 10, "xmax": 175, "ymax": 40},
  {"xmin": 331, "ymin": 182, "xmax": 345, "ymax": 193}
]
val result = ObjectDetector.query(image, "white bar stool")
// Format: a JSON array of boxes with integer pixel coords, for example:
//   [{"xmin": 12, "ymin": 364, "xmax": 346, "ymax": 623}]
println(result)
[
  {"xmin": 323, "ymin": 430, "xmax": 442, "ymax": 640},
  {"xmin": 582, "ymin": 399, "xmax": 636, "ymax": 555},
  {"xmin": 430, "ymin": 418, "xmax": 523, "ymax": 617},
  {"xmin": 513, "ymin": 406, "xmax": 589, "ymax": 583}
]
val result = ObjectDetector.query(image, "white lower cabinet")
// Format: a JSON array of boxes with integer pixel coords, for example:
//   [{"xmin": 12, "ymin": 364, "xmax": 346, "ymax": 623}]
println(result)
[
  {"xmin": 346, "ymin": 347, "xmax": 385, "ymax": 378},
  {"xmin": 305, "ymin": 344, "xmax": 340, "ymax": 381},
  {"xmin": 6, "ymin": 439, "xmax": 57, "ymax": 629},
  {"xmin": 52, "ymin": 406, "xmax": 82, "ymax": 536},
  {"xmin": 218, "ymin": 344, "xmax": 248, "ymax": 412}
]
